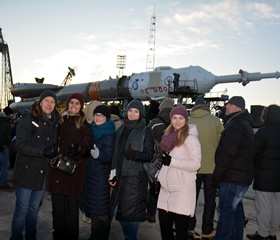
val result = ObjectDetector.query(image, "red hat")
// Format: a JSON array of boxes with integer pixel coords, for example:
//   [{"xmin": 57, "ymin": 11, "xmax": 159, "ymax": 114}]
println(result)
[
  {"xmin": 67, "ymin": 93, "xmax": 85, "ymax": 110},
  {"xmin": 170, "ymin": 105, "xmax": 189, "ymax": 121}
]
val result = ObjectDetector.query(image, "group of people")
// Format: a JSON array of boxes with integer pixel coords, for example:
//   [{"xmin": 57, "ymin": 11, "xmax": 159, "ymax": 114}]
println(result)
[{"xmin": 2, "ymin": 90, "xmax": 280, "ymax": 240}]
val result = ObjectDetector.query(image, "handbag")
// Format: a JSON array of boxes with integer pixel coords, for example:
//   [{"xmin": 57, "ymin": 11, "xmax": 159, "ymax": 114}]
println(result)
[
  {"xmin": 150, "ymin": 168, "xmax": 161, "ymax": 197},
  {"xmin": 50, "ymin": 154, "xmax": 80, "ymax": 175},
  {"xmin": 143, "ymin": 138, "xmax": 163, "ymax": 183}
]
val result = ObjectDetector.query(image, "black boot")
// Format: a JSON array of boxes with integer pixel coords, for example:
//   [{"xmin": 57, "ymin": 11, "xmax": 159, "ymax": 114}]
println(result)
[{"xmin": 246, "ymin": 231, "xmax": 270, "ymax": 240}]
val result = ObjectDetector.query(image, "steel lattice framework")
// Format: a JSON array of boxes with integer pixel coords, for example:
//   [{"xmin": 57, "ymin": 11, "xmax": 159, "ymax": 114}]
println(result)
[
  {"xmin": 0, "ymin": 28, "xmax": 14, "ymax": 109},
  {"xmin": 146, "ymin": 15, "xmax": 156, "ymax": 71}
]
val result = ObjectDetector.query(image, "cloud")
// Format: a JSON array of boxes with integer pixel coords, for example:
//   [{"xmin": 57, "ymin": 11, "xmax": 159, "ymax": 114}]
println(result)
[{"xmin": 247, "ymin": 2, "xmax": 280, "ymax": 20}]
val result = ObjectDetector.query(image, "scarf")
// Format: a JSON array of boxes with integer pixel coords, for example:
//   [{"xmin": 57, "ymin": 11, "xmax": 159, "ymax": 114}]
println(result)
[
  {"xmin": 124, "ymin": 118, "xmax": 146, "ymax": 130},
  {"xmin": 91, "ymin": 118, "xmax": 116, "ymax": 141},
  {"xmin": 161, "ymin": 130, "xmax": 178, "ymax": 153}
]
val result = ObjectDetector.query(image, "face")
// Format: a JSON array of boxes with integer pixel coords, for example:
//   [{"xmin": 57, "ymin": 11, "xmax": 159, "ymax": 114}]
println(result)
[
  {"xmin": 127, "ymin": 108, "xmax": 140, "ymax": 120},
  {"xmin": 171, "ymin": 114, "xmax": 186, "ymax": 131},
  {"xmin": 225, "ymin": 103, "xmax": 241, "ymax": 115},
  {"xmin": 68, "ymin": 98, "xmax": 81, "ymax": 114},
  {"xmin": 40, "ymin": 96, "xmax": 56, "ymax": 116},
  {"xmin": 93, "ymin": 113, "xmax": 106, "ymax": 125}
]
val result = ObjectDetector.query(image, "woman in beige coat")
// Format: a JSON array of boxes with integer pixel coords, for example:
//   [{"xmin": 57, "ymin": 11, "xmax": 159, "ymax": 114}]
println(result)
[{"xmin": 157, "ymin": 105, "xmax": 201, "ymax": 240}]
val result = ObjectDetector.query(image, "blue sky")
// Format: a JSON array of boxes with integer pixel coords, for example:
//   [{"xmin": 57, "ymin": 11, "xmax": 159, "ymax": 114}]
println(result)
[{"xmin": 1, "ymin": 0, "xmax": 280, "ymax": 108}]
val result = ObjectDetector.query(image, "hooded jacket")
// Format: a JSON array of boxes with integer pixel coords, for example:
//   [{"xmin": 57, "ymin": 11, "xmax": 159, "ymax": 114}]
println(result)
[
  {"xmin": 253, "ymin": 105, "xmax": 280, "ymax": 192},
  {"xmin": 189, "ymin": 106, "xmax": 224, "ymax": 174},
  {"xmin": 157, "ymin": 124, "xmax": 201, "ymax": 217},
  {"xmin": 213, "ymin": 110, "xmax": 255, "ymax": 186}
]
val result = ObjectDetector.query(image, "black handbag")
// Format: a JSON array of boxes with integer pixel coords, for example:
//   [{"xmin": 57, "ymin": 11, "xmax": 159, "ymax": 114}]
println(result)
[
  {"xmin": 50, "ymin": 154, "xmax": 80, "ymax": 175},
  {"xmin": 150, "ymin": 178, "xmax": 161, "ymax": 197},
  {"xmin": 150, "ymin": 168, "xmax": 161, "ymax": 197}
]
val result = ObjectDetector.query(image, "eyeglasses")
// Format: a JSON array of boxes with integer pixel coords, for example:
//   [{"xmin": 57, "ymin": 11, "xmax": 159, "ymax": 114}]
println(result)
[{"xmin": 94, "ymin": 113, "xmax": 105, "ymax": 118}]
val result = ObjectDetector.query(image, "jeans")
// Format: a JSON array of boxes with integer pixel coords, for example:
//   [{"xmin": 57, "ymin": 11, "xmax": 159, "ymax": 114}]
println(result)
[
  {"xmin": 10, "ymin": 182, "xmax": 46, "ymax": 240},
  {"xmin": 213, "ymin": 182, "xmax": 249, "ymax": 240},
  {"xmin": 0, "ymin": 145, "xmax": 10, "ymax": 186},
  {"xmin": 119, "ymin": 221, "xmax": 139, "ymax": 240},
  {"xmin": 188, "ymin": 174, "xmax": 217, "ymax": 234}
]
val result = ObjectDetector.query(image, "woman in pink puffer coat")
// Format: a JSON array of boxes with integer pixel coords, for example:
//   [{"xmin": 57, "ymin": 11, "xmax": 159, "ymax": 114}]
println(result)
[{"xmin": 157, "ymin": 105, "xmax": 201, "ymax": 240}]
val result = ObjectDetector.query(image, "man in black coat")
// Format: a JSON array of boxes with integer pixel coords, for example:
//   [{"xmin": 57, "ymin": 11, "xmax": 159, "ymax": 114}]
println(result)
[
  {"xmin": 247, "ymin": 105, "xmax": 280, "ymax": 240},
  {"xmin": 212, "ymin": 96, "xmax": 255, "ymax": 240}
]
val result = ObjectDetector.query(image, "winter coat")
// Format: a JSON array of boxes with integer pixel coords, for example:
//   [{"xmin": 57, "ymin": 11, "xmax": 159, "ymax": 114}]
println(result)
[
  {"xmin": 157, "ymin": 124, "xmax": 201, "ymax": 217},
  {"xmin": 148, "ymin": 108, "xmax": 171, "ymax": 143},
  {"xmin": 12, "ymin": 111, "xmax": 59, "ymax": 190},
  {"xmin": 189, "ymin": 106, "xmax": 224, "ymax": 174},
  {"xmin": 110, "ymin": 119, "xmax": 154, "ymax": 221},
  {"xmin": 213, "ymin": 110, "xmax": 255, "ymax": 186},
  {"xmin": 253, "ymin": 105, "xmax": 280, "ymax": 192},
  {"xmin": 0, "ymin": 116, "xmax": 11, "ymax": 151},
  {"xmin": 48, "ymin": 113, "xmax": 93, "ymax": 196},
  {"xmin": 82, "ymin": 119, "xmax": 116, "ymax": 216}
]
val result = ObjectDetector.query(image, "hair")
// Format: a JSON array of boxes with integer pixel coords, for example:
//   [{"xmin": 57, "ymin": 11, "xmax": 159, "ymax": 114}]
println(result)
[
  {"xmin": 31, "ymin": 100, "xmax": 41, "ymax": 118},
  {"xmin": 163, "ymin": 121, "xmax": 189, "ymax": 147},
  {"xmin": 261, "ymin": 106, "xmax": 269, "ymax": 123},
  {"xmin": 59, "ymin": 106, "xmax": 86, "ymax": 129}
]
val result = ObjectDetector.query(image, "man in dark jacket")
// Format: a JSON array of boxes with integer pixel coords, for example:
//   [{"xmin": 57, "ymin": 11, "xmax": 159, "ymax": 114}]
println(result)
[
  {"xmin": 247, "ymin": 105, "xmax": 280, "ymax": 240},
  {"xmin": 212, "ymin": 96, "xmax": 255, "ymax": 240}
]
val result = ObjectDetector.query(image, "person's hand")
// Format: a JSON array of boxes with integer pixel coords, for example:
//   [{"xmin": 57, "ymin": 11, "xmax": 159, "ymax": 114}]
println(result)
[
  {"xmin": 43, "ymin": 144, "xmax": 57, "ymax": 158},
  {"xmin": 68, "ymin": 138, "xmax": 80, "ymax": 154},
  {"xmin": 162, "ymin": 151, "xmax": 171, "ymax": 166},
  {"xmin": 109, "ymin": 169, "xmax": 117, "ymax": 187},
  {"xmin": 124, "ymin": 144, "xmax": 136, "ymax": 160},
  {"xmin": 90, "ymin": 144, "xmax": 99, "ymax": 159}
]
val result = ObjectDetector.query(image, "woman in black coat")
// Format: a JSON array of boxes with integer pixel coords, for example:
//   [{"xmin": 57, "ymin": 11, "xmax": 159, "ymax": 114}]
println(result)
[
  {"xmin": 10, "ymin": 90, "xmax": 60, "ymax": 240},
  {"xmin": 48, "ymin": 93, "xmax": 93, "ymax": 240},
  {"xmin": 110, "ymin": 100, "xmax": 154, "ymax": 240},
  {"xmin": 81, "ymin": 105, "xmax": 116, "ymax": 240}
]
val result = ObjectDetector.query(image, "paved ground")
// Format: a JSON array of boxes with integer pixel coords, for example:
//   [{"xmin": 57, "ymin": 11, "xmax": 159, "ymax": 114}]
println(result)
[{"xmin": 1, "ymin": 170, "xmax": 279, "ymax": 240}]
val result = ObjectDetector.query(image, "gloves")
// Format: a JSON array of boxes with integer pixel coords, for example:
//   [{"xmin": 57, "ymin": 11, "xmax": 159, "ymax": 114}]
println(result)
[
  {"xmin": 90, "ymin": 144, "xmax": 100, "ymax": 159},
  {"xmin": 124, "ymin": 144, "xmax": 136, "ymax": 160},
  {"xmin": 212, "ymin": 177, "xmax": 219, "ymax": 189},
  {"xmin": 68, "ymin": 138, "xmax": 80, "ymax": 154},
  {"xmin": 43, "ymin": 144, "xmax": 57, "ymax": 158},
  {"xmin": 162, "ymin": 151, "xmax": 171, "ymax": 166}
]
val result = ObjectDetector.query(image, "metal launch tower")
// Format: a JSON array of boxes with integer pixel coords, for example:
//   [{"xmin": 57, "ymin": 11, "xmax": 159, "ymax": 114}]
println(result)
[
  {"xmin": 146, "ymin": 14, "xmax": 156, "ymax": 71},
  {"xmin": 0, "ymin": 28, "xmax": 14, "ymax": 109}
]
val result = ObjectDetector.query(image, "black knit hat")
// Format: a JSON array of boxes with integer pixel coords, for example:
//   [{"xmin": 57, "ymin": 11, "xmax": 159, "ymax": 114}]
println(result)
[
  {"xmin": 94, "ymin": 105, "xmax": 111, "ymax": 120},
  {"xmin": 194, "ymin": 98, "xmax": 206, "ymax": 106},
  {"xmin": 39, "ymin": 90, "xmax": 57, "ymax": 106},
  {"xmin": 228, "ymin": 96, "xmax": 245, "ymax": 110},
  {"xmin": 127, "ymin": 100, "xmax": 144, "ymax": 116}
]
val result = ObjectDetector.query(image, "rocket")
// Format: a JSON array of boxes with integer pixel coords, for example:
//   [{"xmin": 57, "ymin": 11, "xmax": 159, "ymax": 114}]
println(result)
[{"xmin": 9, "ymin": 65, "xmax": 280, "ymax": 111}]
